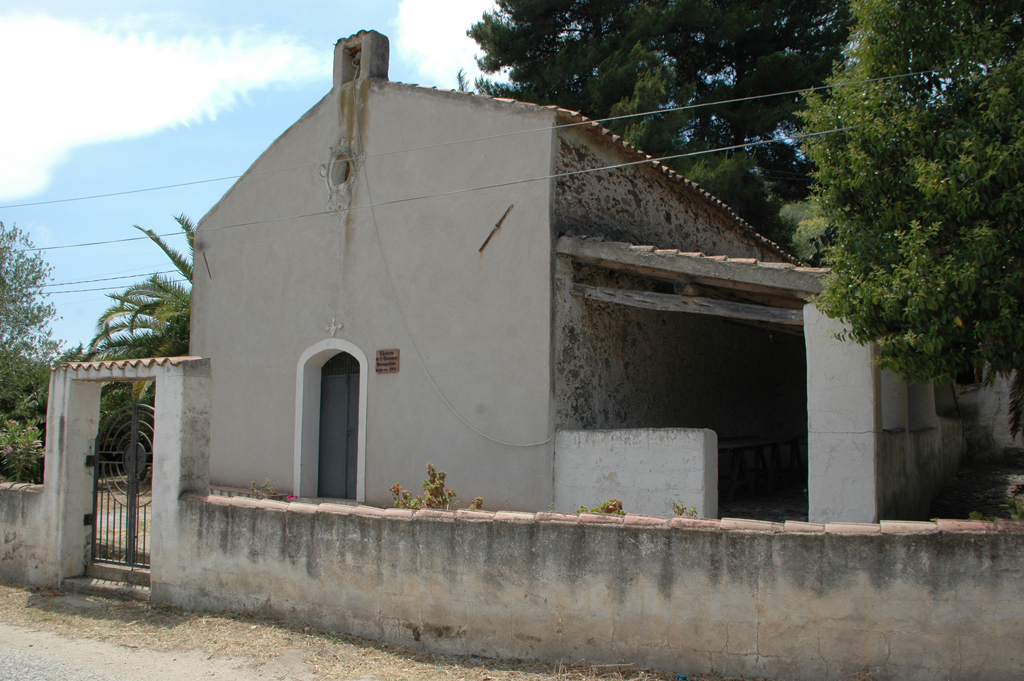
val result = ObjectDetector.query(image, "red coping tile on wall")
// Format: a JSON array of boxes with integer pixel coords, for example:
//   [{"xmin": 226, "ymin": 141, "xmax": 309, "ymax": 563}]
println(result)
[
  {"xmin": 670, "ymin": 517, "xmax": 721, "ymax": 530},
  {"xmin": 578, "ymin": 512, "xmax": 624, "ymax": 525},
  {"xmin": 534, "ymin": 512, "xmax": 578, "ymax": 524},
  {"xmin": 225, "ymin": 496, "xmax": 260, "ymax": 509},
  {"xmin": 784, "ymin": 521, "xmax": 825, "ymax": 532},
  {"xmin": 825, "ymin": 522, "xmax": 881, "ymax": 534},
  {"xmin": 348, "ymin": 505, "xmax": 385, "ymax": 518},
  {"xmin": 996, "ymin": 519, "xmax": 1024, "ymax": 532},
  {"xmin": 315, "ymin": 503, "xmax": 353, "ymax": 516},
  {"xmin": 493, "ymin": 511, "xmax": 535, "ymax": 523},
  {"xmin": 256, "ymin": 499, "xmax": 289, "ymax": 512},
  {"xmin": 454, "ymin": 510, "xmax": 495, "ymax": 521},
  {"xmin": 720, "ymin": 518, "xmax": 783, "ymax": 532},
  {"xmin": 935, "ymin": 519, "xmax": 995, "ymax": 532},
  {"xmin": 415, "ymin": 509, "xmax": 456, "ymax": 522},
  {"xmin": 285, "ymin": 502, "xmax": 317, "ymax": 515},
  {"xmin": 382, "ymin": 508, "xmax": 414, "ymax": 520},
  {"xmin": 623, "ymin": 514, "xmax": 671, "ymax": 528},
  {"xmin": 879, "ymin": 521, "xmax": 937, "ymax": 533}
]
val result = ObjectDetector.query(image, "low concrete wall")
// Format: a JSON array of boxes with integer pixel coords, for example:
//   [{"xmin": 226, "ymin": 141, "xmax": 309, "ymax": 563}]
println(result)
[
  {"xmin": 877, "ymin": 418, "xmax": 963, "ymax": 520},
  {"xmin": 553, "ymin": 428, "xmax": 717, "ymax": 517},
  {"xmin": 0, "ymin": 483, "xmax": 51, "ymax": 584},
  {"xmin": 158, "ymin": 496, "xmax": 1024, "ymax": 681}
]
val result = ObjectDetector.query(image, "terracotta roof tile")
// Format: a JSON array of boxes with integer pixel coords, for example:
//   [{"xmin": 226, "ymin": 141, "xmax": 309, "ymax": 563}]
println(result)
[{"xmin": 59, "ymin": 356, "xmax": 202, "ymax": 372}]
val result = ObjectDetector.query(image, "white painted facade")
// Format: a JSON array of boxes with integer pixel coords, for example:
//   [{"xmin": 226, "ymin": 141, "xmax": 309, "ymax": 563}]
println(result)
[
  {"xmin": 189, "ymin": 31, "xmax": 961, "ymax": 522},
  {"xmin": 554, "ymin": 428, "xmax": 718, "ymax": 517}
]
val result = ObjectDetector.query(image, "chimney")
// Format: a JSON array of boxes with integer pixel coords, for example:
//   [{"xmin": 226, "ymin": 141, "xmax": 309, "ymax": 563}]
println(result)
[{"xmin": 334, "ymin": 30, "xmax": 390, "ymax": 90}]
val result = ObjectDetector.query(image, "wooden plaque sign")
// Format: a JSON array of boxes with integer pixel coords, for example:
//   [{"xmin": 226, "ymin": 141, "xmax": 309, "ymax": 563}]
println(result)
[{"xmin": 375, "ymin": 349, "xmax": 400, "ymax": 374}]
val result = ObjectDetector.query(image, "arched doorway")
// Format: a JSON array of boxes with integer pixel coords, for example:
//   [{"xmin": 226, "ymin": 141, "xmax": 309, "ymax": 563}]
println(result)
[
  {"xmin": 318, "ymin": 352, "xmax": 360, "ymax": 499},
  {"xmin": 293, "ymin": 339, "xmax": 368, "ymax": 501}
]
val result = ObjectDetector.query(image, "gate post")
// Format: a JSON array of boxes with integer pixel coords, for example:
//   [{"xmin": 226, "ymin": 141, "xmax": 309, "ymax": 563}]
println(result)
[
  {"xmin": 41, "ymin": 367, "xmax": 102, "ymax": 585},
  {"xmin": 150, "ymin": 358, "xmax": 211, "ymax": 598}
]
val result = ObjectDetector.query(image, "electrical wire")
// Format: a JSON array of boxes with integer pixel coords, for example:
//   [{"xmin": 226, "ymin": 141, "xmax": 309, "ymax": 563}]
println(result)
[
  {"xmin": 43, "ymin": 278, "xmax": 189, "ymax": 295},
  {"xmin": 17, "ymin": 126, "xmax": 853, "ymax": 254},
  {"xmin": 0, "ymin": 69, "xmax": 927, "ymax": 212},
  {"xmin": 354, "ymin": 101, "xmax": 553, "ymax": 449},
  {"xmin": 43, "ymin": 270, "xmax": 177, "ymax": 288}
]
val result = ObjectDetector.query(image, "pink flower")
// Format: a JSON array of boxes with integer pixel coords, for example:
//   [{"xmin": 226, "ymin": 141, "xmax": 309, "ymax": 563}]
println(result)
[
  {"xmin": 26, "ymin": 426, "xmax": 37, "ymax": 431},
  {"xmin": 287, "ymin": 494, "xmax": 296, "ymax": 501},
  {"xmin": 4, "ymin": 446, "xmax": 11, "ymax": 454}
]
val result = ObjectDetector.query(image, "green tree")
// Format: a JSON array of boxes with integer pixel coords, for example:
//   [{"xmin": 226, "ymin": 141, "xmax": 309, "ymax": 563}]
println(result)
[
  {"xmin": 470, "ymin": 0, "xmax": 851, "ymax": 245},
  {"xmin": 803, "ymin": 0, "xmax": 1024, "ymax": 435},
  {"xmin": 0, "ymin": 222, "xmax": 58, "ymax": 421}
]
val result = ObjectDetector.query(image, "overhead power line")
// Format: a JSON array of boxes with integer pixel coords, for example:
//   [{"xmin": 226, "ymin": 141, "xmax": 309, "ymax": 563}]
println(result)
[
  {"xmin": 18, "ymin": 126, "xmax": 853, "ymax": 254},
  {"xmin": 0, "ymin": 70, "xmax": 928, "ymax": 212},
  {"xmin": 44, "ymin": 278, "xmax": 189, "ymax": 295},
  {"xmin": 43, "ymin": 270, "xmax": 177, "ymax": 288}
]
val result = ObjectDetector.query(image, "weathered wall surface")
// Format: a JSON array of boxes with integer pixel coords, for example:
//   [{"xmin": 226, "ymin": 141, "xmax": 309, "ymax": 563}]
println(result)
[
  {"xmin": 158, "ymin": 496, "xmax": 1024, "ymax": 681},
  {"xmin": 957, "ymin": 376, "xmax": 1021, "ymax": 461},
  {"xmin": 805, "ymin": 304, "xmax": 878, "ymax": 524},
  {"xmin": 805, "ymin": 305, "xmax": 964, "ymax": 524},
  {"xmin": 553, "ymin": 428, "xmax": 717, "ymax": 517},
  {"xmin": 0, "ymin": 483, "xmax": 49, "ymax": 584},
  {"xmin": 876, "ymin": 418, "xmax": 963, "ymax": 521},
  {"xmin": 192, "ymin": 77, "xmax": 556, "ymax": 509},
  {"xmin": 553, "ymin": 127, "xmax": 785, "ymax": 260},
  {"xmin": 554, "ymin": 258, "xmax": 807, "ymax": 440}
]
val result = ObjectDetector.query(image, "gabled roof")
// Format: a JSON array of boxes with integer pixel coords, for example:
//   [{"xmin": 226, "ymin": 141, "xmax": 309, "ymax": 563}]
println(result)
[{"xmin": 399, "ymin": 83, "xmax": 799, "ymax": 264}]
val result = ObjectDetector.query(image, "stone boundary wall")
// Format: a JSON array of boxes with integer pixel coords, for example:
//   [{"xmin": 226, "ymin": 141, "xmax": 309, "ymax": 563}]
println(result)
[
  {"xmin": 157, "ymin": 494, "xmax": 1024, "ymax": 681},
  {"xmin": 0, "ymin": 483, "xmax": 50, "ymax": 584}
]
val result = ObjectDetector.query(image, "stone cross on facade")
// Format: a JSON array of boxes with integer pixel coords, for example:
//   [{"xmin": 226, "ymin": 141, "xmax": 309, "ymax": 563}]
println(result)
[{"xmin": 324, "ymin": 317, "xmax": 343, "ymax": 337}]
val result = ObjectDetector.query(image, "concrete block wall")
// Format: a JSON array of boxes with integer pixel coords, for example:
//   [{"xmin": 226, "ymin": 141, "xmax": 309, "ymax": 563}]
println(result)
[
  {"xmin": 158, "ymin": 496, "xmax": 1024, "ymax": 681},
  {"xmin": 553, "ymin": 428, "xmax": 717, "ymax": 517},
  {"xmin": 0, "ymin": 483, "xmax": 50, "ymax": 584}
]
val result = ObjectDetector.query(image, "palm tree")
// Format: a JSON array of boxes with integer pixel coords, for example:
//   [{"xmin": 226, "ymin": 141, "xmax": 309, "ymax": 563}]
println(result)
[
  {"xmin": 88, "ymin": 214, "xmax": 193, "ymax": 360},
  {"xmin": 88, "ymin": 215, "xmax": 193, "ymax": 405}
]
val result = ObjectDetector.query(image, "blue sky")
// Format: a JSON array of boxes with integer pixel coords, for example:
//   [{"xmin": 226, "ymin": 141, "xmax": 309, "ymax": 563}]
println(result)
[{"xmin": 0, "ymin": 0, "xmax": 501, "ymax": 349}]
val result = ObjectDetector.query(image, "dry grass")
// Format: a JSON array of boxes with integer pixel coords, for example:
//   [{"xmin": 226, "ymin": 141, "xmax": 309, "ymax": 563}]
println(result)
[{"xmin": 0, "ymin": 581, "xmax": 875, "ymax": 681}]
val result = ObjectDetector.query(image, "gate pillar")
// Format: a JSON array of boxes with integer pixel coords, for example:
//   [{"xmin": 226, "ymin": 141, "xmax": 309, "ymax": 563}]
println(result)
[
  {"xmin": 40, "ymin": 370, "xmax": 102, "ymax": 585},
  {"xmin": 150, "ymin": 359, "xmax": 211, "ymax": 590}
]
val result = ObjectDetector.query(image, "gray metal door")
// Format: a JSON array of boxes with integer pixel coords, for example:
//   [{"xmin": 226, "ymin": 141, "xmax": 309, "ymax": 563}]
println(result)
[{"xmin": 318, "ymin": 352, "xmax": 359, "ymax": 499}]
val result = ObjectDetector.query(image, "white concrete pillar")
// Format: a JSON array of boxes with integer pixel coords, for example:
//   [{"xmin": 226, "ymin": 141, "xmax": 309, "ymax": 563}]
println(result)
[
  {"xmin": 42, "ymin": 368, "xmax": 102, "ymax": 584},
  {"xmin": 151, "ymin": 359, "xmax": 211, "ymax": 589},
  {"xmin": 804, "ymin": 304, "xmax": 879, "ymax": 523}
]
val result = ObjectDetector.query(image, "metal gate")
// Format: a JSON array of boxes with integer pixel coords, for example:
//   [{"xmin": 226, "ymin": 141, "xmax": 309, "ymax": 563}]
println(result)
[{"xmin": 91, "ymin": 404, "xmax": 155, "ymax": 568}]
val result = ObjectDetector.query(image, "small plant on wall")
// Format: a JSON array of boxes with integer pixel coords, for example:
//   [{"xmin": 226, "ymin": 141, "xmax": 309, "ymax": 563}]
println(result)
[
  {"xmin": 578, "ymin": 498, "xmax": 626, "ymax": 515},
  {"xmin": 673, "ymin": 500, "xmax": 699, "ymax": 518},
  {"xmin": 250, "ymin": 479, "xmax": 277, "ymax": 500},
  {"xmin": 391, "ymin": 462, "xmax": 465, "ymax": 510}
]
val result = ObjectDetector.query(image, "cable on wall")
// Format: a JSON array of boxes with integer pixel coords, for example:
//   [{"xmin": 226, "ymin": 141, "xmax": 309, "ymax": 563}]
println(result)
[{"xmin": 353, "ymin": 101, "xmax": 554, "ymax": 448}]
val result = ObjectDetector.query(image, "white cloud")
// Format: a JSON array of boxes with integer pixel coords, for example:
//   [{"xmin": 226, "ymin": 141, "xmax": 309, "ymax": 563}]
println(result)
[
  {"xmin": 0, "ymin": 14, "xmax": 330, "ymax": 201},
  {"xmin": 394, "ymin": 0, "xmax": 504, "ymax": 89}
]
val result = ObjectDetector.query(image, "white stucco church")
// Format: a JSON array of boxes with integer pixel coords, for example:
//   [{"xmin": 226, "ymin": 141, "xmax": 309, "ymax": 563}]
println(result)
[{"xmin": 189, "ymin": 30, "xmax": 962, "ymax": 523}]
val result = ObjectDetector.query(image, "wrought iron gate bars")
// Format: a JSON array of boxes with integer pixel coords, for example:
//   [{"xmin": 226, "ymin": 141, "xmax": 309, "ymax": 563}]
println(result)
[{"xmin": 91, "ymin": 403, "xmax": 154, "ymax": 568}]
